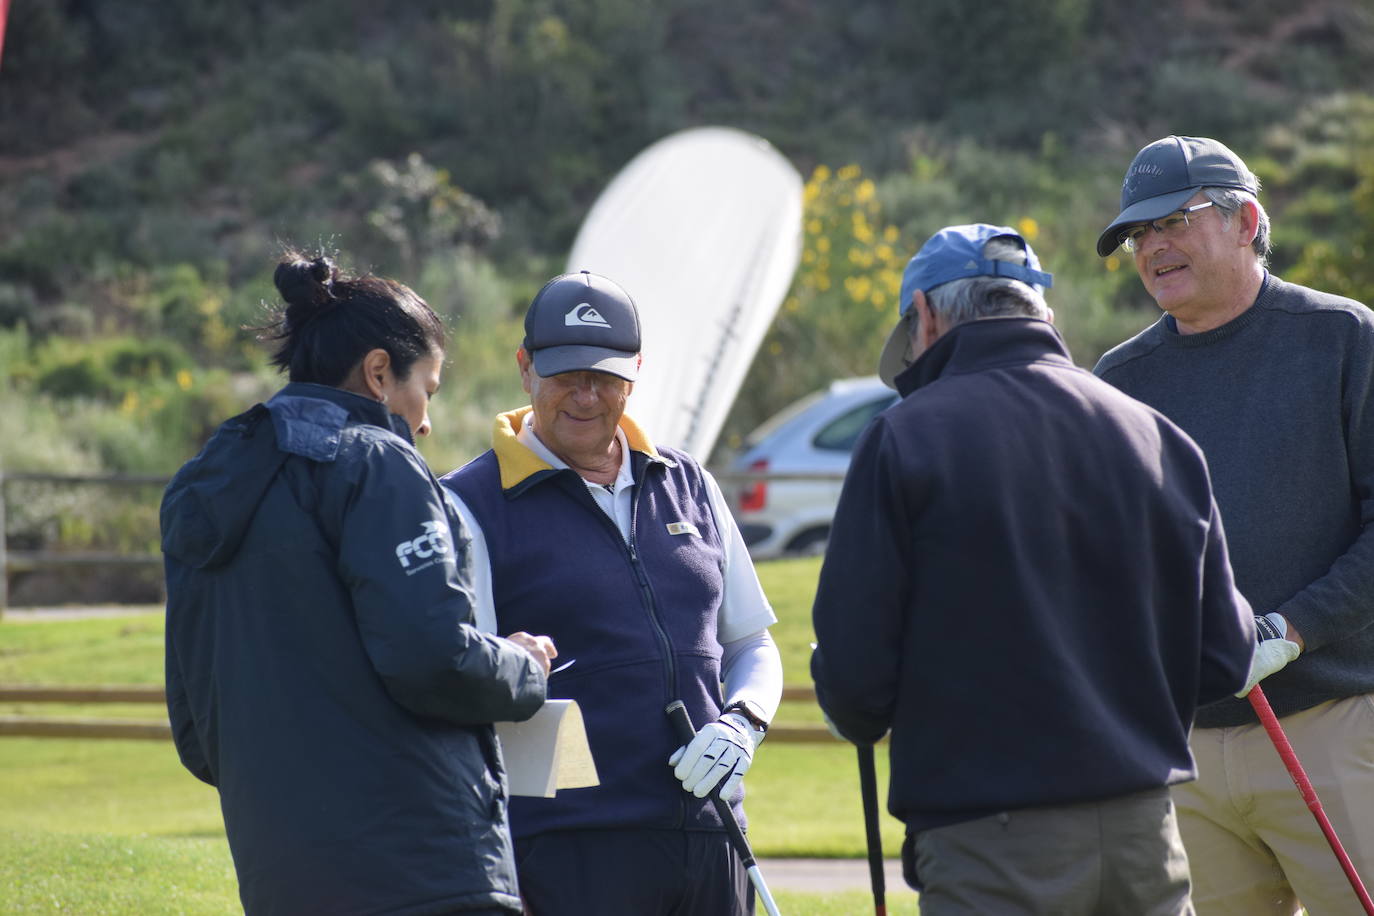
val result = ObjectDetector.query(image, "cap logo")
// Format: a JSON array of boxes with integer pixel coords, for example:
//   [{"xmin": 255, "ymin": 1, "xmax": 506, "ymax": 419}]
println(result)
[{"xmin": 565, "ymin": 303, "xmax": 611, "ymax": 329}]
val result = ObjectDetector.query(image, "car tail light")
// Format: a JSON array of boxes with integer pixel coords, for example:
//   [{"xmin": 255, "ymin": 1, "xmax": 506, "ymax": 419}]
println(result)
[{"xmin": 739, "ymin": 459, "xmax": 768, "ymax": 512}]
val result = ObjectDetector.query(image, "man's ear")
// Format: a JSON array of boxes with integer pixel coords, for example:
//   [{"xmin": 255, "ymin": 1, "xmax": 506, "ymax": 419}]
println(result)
[
  {"xmin": 914, "ymin": 290, "xmax": 942, "ymax": 349},
  {"xmin": 516, "ymin": 347, "xmax": 535, "ymax": 395},
  {"xmin": 1237, "ymin": 199, "xmax": 1261, "ymax": 248}
]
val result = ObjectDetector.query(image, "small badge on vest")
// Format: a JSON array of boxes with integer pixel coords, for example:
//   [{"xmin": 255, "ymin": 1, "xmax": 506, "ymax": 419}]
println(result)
[{"xmin": 666, "ymin": 521, "xmax": 701, "ymax": 537}]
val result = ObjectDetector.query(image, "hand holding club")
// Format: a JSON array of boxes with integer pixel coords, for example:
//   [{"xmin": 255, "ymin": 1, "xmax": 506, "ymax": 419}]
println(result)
[
  {"xmin": 1236, "ymin": 614, "xmax": 1300, "ymax": 697},
  {"xmin": 669, "ymin": 712, "xmax": 761, "ymax": 799}
]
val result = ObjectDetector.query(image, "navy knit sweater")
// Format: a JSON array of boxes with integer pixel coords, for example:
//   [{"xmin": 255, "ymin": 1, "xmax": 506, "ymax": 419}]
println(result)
[{"xmin": 1095, "ymin": 274, "xmax": 1374, "ymax": 726}]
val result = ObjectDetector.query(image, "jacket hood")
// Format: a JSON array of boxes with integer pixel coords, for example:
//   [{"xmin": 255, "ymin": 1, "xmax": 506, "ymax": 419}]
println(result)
[
  {"xmin": 894, "ymin": 317, "xmax": 1072, "ymax": 397},
  {"xmin": 160, "ymin": 383, "xmax": 406, "ymax": 569}
]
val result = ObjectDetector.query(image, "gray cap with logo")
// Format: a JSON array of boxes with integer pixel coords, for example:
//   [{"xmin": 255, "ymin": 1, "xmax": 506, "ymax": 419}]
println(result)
[
  {"xmin": 1096, "ymin": 135, "xmax": 1259, "ymax": 256},
  {"xmin": 522, "ymin": 270, "xmax": 642, "ymax": 381}
]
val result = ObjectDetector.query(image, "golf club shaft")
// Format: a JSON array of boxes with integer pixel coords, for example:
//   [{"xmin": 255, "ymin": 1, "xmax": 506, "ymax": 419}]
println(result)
[
  {"xmin": 746, "ymin": 865, "xmax": 781, "ymax": 916},
  {"xmin": 665, "ymin": 700, "xmax": 782, "ymax": 916},
  {"xmin": 857, "ymin": 744, "xmax": 888, "ymax": 915},
  {"xmin": 1247, "ymin": 686, "xmax": 1374, "ymax": 915}
]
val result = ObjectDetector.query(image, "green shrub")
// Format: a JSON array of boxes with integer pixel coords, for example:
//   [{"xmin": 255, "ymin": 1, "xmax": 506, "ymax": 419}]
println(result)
[
  {"xmin": 410, "ymin": 251, "xmax": 533, "ymax": 470},
  {"xmin": 37, "ymin": 355, "xmax": 114, "ymax": 400},
  {"xmin": 31, "ymin": 337, "xmax": 193, "ymax": 403},
  {"xmin": 109, "ymin": 338, "xmax": 191, "ymax": 381},
  {"xmin": 0, "ymin": 282, "xmax": 39, "ymax": 329},
  {"xmin": 0, "ymin": 387, "xmax": 107, "ymax": 475}
]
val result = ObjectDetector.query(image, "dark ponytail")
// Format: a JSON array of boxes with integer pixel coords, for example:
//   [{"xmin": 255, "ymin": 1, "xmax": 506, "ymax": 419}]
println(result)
[{"xmin": 261, "ymin": 249, "xmax": 445, "ymax": 385}]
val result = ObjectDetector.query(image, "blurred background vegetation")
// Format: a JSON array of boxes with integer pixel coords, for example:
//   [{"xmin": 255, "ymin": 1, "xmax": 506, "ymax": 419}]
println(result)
[{"xmin": 1, "ymin": 0, "xmax": 1373, "ymax": 476}]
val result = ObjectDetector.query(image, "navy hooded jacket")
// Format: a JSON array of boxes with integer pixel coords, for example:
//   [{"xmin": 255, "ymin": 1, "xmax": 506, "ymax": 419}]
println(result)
[{"xmin": 161, "ymin": 383, "xmax": 546, "ymax": 916}]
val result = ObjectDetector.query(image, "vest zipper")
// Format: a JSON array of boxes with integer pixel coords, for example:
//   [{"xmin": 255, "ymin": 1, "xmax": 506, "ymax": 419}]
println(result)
[
  {"xmin": 564, "ymin": 461, "xmax": 689, "ymax": 829},
  {"xmin": 625, "ymin": 467, "xmax": 685, "ymax": 828}
]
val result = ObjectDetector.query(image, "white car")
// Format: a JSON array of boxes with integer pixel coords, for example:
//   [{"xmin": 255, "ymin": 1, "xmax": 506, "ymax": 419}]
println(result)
[{"xmin": 723, "ymin": 376, "xmax": 897, "ymax": 559}]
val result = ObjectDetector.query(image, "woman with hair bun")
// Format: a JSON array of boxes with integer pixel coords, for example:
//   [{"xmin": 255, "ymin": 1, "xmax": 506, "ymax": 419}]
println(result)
[{"xmin": 161, "ymin": 250, "xmax": 556, "ymax": 915}]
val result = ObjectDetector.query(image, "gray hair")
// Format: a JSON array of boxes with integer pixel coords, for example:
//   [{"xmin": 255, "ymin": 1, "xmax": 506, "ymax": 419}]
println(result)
[
  {"xmin": 1203, "ymin": 185, "xmax": 1271, "ymax": 265},
  {"xmin": 921, "ymin": 236, "xmax": 1050, "ymax": 332}
]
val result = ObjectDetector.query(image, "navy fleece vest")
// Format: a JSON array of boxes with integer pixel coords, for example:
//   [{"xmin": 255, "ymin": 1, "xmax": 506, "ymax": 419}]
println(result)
[{"xmin": 444, "ymin": 444, "xmax": 740, "ymax": 838}]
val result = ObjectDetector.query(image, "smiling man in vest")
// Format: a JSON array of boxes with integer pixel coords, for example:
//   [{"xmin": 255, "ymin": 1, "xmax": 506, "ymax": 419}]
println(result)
[{"xmin": 441, "ymin": 270, "xmax": 783, "ymax": 915}]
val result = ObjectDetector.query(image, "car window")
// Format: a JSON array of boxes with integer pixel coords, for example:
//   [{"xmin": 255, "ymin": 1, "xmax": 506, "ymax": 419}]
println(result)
[
  {"xmin": 743, "ymin": 390, "xmax": 827, "ymax": 448},
  {"xmin": 813, "ymin": 395, "xmax": 897, "ymax": 451}
]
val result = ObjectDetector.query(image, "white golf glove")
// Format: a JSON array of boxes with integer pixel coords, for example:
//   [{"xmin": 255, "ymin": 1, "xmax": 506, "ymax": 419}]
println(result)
[
  {"xmin": 669, "ymin": 712, "xmax": 762, "ymax": 799},
  {"xmin": 1236, "ymin": 613, "xmax": 1301, "ymax": 697}
]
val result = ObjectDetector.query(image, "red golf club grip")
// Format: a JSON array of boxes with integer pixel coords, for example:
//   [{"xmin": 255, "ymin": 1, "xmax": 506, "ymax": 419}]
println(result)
[{"xmin": 1247, "ymin": 686, "xmax": 1374, "ymax": 915}]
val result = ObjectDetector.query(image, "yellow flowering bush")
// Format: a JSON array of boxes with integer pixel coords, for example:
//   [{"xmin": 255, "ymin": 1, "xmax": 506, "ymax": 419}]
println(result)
[
  {"xmin": 744, "ymin": 164, "xmax": 907, "ymax": 402},
  {"xmin": 792, "ymin": 163, "xmax": 904, "ymax": 320}
]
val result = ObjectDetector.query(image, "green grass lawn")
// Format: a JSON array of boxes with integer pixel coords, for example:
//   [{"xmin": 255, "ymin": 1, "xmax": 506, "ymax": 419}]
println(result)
[
  {"xmin": 0, "ymin": 613, "xmax": 165, "ymax": 684},
  {"xmin": 0, "ymin": 556, "xmax": 922, "ymax": 913}
]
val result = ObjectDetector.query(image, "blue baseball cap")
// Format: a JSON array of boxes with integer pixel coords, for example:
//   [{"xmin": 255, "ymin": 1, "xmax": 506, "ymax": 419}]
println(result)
[
  {"xmin": 523, "ymin": 270, "xmax": 641, "ymax": 381},
  {"xmin": 879, "ymin": 224, "xmax": 1052, "ymax": 387},
  {"xmin": 1096, "ymin": 135, "xmax": 1258, "ymax": 256}
]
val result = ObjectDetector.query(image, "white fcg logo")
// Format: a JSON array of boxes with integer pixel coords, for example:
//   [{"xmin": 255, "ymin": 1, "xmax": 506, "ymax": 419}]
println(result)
[
  {"xmin": 395, "ymin": 520, "xmax": 451, "ymax": 570},
  {"xmin": 565, "ymin": 303, "xmax": 611, "ymax": 328}
]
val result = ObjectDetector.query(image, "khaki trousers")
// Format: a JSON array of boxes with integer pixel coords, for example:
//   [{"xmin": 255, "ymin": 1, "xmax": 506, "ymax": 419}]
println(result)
[{"xmin": 1173, "ymin": 693, "xmax": 1374, "ymax": 916}]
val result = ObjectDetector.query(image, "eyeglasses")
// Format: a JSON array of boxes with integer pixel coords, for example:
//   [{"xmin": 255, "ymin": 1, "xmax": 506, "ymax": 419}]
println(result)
[{"xmin": 1119, "ymin": 201, "xmax": 1215, "ymax": 252}]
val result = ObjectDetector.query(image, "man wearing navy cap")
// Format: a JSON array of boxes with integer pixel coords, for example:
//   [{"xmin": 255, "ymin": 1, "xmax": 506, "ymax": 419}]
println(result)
[
  {"xmin": 812, "ymin": 224, "xmax": 1255, "ymax": 914},
  {"xmin": 441, "ymin": 270, "xmax": 782, "ymax": 915},
  {"xmin": 1095, "ymin": 136, "xmax": 1374, "ymax": 914}
]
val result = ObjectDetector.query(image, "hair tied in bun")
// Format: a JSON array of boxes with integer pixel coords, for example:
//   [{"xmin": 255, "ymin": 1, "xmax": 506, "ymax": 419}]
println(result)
[{"xmin": 310, "ymin": 256, "xmax": 337, "ymax": 298}]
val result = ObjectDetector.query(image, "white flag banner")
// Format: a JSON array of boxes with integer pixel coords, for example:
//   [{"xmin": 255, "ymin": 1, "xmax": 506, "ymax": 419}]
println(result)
[{"xmin": 567, "ymin": 126, "xmax": 803, "ymax": 461}]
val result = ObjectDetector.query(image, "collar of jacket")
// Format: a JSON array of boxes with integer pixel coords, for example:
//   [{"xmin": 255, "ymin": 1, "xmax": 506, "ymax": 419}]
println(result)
[
  {"xmin": 271, "ymin": 382, "xmax": 414, "ymax": 443},
  {"xmin": 894, "ymin": 317, "xmax": 1073, "ymax": 398},
  {"xmin": 490, "ymin": 405, "xmax": 675, "ymax": 492}
]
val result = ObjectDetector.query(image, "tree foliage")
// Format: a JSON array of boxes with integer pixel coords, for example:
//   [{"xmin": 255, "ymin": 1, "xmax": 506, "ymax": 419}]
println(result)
[{"xmin": 1, "ymin": 1, "xmax": 1373, "ymax": 471}]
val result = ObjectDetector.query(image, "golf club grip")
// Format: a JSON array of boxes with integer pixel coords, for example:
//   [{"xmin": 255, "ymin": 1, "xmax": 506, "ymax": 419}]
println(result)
[
  {"xmin": 665, "ymin": 700, "xmax": 757, "ymax": 869},
  {"xmin": 857, "ymin": 744, "xmax": 887, "ymax": 912}
]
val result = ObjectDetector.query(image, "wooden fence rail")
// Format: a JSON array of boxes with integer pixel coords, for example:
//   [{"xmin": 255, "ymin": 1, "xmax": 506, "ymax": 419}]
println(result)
[
  {"xmin": 0, "ymin": 716, "xmax": 172, "ymax": 740},
  {"xmin": 0, "ymin": 684, "xmax": 834, "ymax": 742},
  {"xmin": 0, "ymin": 684, "xmax": 166, "ymax": 703},
  {"xmin": 0, "ymin": 471, "xmax": 168, "ymax": 610},
  {"xmin": 0, "ymin": 683, "xmax": 171, "ymax": 740}
]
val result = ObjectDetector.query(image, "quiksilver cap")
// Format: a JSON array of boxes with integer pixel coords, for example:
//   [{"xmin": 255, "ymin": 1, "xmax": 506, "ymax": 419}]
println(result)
[{"xmin": 523, "ymin": 270, "xmax": 641, "ymax": 381}]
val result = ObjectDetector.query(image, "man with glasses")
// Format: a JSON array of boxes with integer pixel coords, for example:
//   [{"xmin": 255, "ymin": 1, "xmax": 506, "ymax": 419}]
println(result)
[{"xmin": 1094, "ymin": 135, "xmax": 1374, "ymax": 915}]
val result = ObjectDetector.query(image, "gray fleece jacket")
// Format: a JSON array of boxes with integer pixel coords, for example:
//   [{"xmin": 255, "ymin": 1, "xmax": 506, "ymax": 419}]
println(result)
[{"xmin": 1095, "ymin": 274, "xmax": 1374, "ymax": 727}]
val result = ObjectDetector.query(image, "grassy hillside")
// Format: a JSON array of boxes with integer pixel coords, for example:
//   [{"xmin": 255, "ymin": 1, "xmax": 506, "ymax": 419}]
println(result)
[{"xmin": 1, "ymin": 2, "xmax": 1372, "ymax": 598}]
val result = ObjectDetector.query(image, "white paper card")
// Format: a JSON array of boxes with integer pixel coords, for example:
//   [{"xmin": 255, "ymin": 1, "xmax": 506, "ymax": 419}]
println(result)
[{"xmin": 495, "ymin": 699, "xmax": 600, "ymax": 797}]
